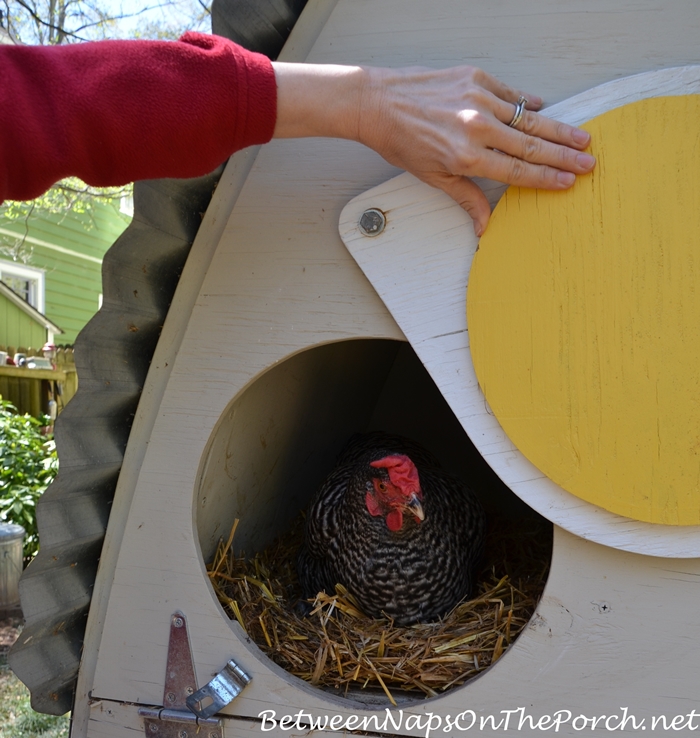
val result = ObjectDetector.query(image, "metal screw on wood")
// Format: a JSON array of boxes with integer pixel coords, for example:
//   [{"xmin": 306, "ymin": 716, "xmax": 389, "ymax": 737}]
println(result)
[
  {"xmin": 166, "ymin": 692, "xmax": 176, "ymax": 703},
  {"xmin": 359, "ymin": 208, "xmax": 386, "ymax": 237},
  {"xmin": 173, "ymin": 616, "xmax": 184, "ymax": 628},
  {"xmin": 185, "ymin": 686, "xmax": 194, "ymax": 695},
  {"xmin": 148, "ymin": 725, "xmax": 158, "ymax": 734},
  {"xmin": 178, "ymin": 731, "xmax": 188, "ymax": 738}
]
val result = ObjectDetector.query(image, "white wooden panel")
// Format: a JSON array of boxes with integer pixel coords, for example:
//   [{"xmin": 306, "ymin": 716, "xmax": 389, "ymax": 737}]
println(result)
[
  {"xmin": 309, "ymin": 0, "xmax": 700, "ymax": 104},
  {"xmin": 88, "ymin": 529, "xmax": 700, "ymax": 737},
  {"xmin": 80, "ymin": 2, "xmax": 700, "ymax": 737},
  {"xmin": 86, "ymin": 700, "xmax": 339, "ymax": 738},
  {"xmin": 339, "ymin": 67, "xmax": 700, "ymax": 558}
]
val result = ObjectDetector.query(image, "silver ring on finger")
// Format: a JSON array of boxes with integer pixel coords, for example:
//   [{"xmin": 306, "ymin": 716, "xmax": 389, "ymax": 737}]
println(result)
[{"xmin": 508, "ymin": 95, "xmax": 528, "ymax": 129}]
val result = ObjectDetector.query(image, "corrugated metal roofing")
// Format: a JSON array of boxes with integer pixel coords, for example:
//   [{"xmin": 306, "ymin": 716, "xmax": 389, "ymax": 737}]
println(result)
[{"xmin": 9, "ymin": 0, "xmax": 308, "ymax": 715}]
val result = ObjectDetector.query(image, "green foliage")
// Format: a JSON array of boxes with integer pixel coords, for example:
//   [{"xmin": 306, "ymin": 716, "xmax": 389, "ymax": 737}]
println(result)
[
  {"xmin": 0, "ymin": 181, "xmax": 131, "ymax": 268},
  {"xmin": 2, "ymin": 0, "xmax": 119, "ymax": 45},
  {"xmin": 0, "ymin": 400, "xmax": 58, "ymax": 560},
  {"xmin": 1, "ymin": 0, "xmax": 211, "ymax": 45},
  {"xmin": 1, "ymin": 0, "xmax": 210, "ymax": 224},
  {"xmin": 1, "ymin": 179, "xmax": 131, "ymax": 223},
  {"xmin": 0, "ymin": 666, "xmax": 69, "ymax": 738}
]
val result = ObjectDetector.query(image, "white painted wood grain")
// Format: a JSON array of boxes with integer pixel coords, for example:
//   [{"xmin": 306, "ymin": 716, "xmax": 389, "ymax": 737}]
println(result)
[
  {"xmin": 81, "ymin": 2, "xmax": 700, "ymax": 736},
  {"xmin": 339, "ymin": 67, "xmax": 700, "ymax": 558},
  {"xmin": 86, "ymin": 700, "xmax": 336, "ymax": 738},
  {"xmin": 88, "ymin": 529, "xmax": 700, "ymax": 737}
]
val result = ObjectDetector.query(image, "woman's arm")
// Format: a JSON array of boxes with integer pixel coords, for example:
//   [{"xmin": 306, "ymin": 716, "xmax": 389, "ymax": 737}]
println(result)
[
  {"xmin": 0, "ymin": 33, "xmax": 277, "ymax": 203},
  {"xmin": 272, "ymin": 62, "xmax": 594, "ymax": 235},
  {"xmin": 1, "ymin": 31, "xmax": 594, "ymax": 235}
]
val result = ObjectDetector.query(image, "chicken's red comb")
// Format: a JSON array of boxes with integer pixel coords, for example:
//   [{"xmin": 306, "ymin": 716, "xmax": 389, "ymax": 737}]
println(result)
[{"xmin": 370, "ymin": 454, "xmax": 420, "ymax": 497}]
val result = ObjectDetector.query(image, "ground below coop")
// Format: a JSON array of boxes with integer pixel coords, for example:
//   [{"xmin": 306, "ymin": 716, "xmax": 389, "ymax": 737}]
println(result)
[{"xmin": 208, "ymin": 512, "xmax": 552, "ymax": 704}]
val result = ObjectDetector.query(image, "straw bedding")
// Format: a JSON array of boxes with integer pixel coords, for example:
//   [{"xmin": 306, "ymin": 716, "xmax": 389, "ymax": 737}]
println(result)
[{"xmin": 208, "ymin": 513, "xmax": 551, "ymax": 704}]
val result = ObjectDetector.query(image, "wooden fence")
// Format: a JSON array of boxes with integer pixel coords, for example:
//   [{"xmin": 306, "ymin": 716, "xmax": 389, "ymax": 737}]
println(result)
[{"xmin": 0, "ymin": 346, "xmax": 78, "ymax": 419}]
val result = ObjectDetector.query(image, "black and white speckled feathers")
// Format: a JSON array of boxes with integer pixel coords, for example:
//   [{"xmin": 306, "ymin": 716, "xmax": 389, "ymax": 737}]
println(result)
[{"xmin": 297, "ymin": 432, "xmax": 486, "ymax": 625}]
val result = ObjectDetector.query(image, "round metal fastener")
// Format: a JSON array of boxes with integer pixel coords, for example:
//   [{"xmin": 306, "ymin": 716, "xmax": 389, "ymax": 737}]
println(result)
[
  {"xmin": 178, "ymin": 731, "xmax": 188, "ymax": 738},
  {"xmin": 166, "ymin": 692, "xmax": 176, "ymax": 703},
  {"xmin": 359, "ymin": 208, "xmax": 386, "ymax": 237},
  {"xmin": 173, "ymin": 616, "xmax": 184, "ymax": 628},
  {"xmin": 185, "ymin": 686, "xmax": 194, "ymax": 695},
  {"xmin": 148, "ymin": 725, "xmax": 158, "ymax": 734}
]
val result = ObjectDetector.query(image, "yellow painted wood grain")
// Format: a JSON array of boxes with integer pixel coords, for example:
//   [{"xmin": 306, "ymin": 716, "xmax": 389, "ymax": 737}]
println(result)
[{"xmin": 467, "ymin": 96, "xmax": 700, "ymax": 525}]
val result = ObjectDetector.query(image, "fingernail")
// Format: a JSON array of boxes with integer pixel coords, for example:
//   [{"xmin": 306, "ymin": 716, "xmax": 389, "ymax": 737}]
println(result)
[
  {"xmin": 576, "ymin": 153, "xmax": 596, "ymax": 170},
  {"xmin": 529, "ymin": 95, "xmax": 543, "ymax": 108},
  {"xmin": 474, "ymin": 223, "xmax": 485, "ymax": 238},
  {"xmin": 572, "ymin": 128, "xmax": 590, "ymax": 145},
  {"xmin": 557, "ymin": 171, "xmax": 576, "ymax": 187}
]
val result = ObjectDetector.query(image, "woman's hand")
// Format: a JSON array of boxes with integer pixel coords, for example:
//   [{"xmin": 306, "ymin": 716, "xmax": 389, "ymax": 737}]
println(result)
[{"xmin": 272, "ymin": 62, "xmax": 595, "ymax": 236}]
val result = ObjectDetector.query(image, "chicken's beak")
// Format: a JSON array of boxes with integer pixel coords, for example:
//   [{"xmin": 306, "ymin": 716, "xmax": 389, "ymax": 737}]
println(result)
[{"xmin": 406, "ymin": 493, "xmax": 425, "ymax": 521}]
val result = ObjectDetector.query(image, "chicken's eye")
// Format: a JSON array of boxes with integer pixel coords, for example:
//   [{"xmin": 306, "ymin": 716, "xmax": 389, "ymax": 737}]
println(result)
[{"xmin": 378, "ymin": 482, "xmax": 387, "ymax": 492}]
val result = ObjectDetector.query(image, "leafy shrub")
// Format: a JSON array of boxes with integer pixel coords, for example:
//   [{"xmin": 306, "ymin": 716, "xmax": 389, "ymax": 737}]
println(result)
[{"xmin": 0, "ymin": 400, "xmax": 58, "ymax": 560}]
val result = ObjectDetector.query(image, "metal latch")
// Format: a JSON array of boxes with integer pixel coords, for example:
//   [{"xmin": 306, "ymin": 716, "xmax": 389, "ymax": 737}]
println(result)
[
  {"xmin": 139, "ymin": 612, "xmax": 251, "ymax": 738},
  {"xmin": 186, "ymin": 660, "xmax": 251, "ymax": 719}
]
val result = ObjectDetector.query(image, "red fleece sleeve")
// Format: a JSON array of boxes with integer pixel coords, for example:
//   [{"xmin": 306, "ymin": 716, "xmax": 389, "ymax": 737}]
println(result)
[{"xmin": 0, "ymin": 32, "xmax": 277, "ymax": 202}]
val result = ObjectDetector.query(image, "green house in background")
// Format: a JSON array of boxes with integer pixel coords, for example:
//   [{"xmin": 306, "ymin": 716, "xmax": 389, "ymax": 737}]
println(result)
[
  {"xmin": 0, "ymin": 197, "xmax": 131, "ymax": 346},
  {"xmin": 0, "ymin": 279, "xmax": 63, "ymax": 347}
]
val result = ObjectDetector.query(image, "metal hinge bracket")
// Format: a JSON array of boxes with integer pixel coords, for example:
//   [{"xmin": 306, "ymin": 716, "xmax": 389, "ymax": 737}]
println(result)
[{"xmin": 138, "ymin": 611, "xmax": 251, "ymax": 738}]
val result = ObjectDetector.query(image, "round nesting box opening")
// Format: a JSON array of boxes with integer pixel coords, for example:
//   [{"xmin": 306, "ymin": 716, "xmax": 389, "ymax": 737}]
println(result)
[{"xmin": 196, "ymin": 339, "xmax": 552, "ymax": 704}]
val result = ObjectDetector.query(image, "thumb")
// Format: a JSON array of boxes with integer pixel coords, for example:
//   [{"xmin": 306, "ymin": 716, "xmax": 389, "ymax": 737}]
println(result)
[{"xmin": 431, "ymin": 174, "xmax": 491, "ymax": 237}]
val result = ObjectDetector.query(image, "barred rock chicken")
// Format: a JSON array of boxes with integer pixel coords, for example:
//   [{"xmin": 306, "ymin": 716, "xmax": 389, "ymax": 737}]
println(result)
[{"xmin": 297, "ymin": 432, "xmax": 486, "ymax": 625}]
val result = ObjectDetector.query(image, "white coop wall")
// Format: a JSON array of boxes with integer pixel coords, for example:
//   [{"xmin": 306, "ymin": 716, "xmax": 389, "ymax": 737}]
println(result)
[{"xmin": 72, "ymin": 1, "xmax": 700, "ymax": 736}]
